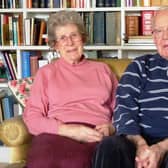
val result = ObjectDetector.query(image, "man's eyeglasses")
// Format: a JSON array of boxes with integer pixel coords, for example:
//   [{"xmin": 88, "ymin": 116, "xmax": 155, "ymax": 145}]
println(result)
[
  {"xmin": 152, "ymin": 27, "xmax": 168, "ymax": 38},
  {"xmin": 56, "ymin": 32, "xmax": 82, "ymax": 44}
]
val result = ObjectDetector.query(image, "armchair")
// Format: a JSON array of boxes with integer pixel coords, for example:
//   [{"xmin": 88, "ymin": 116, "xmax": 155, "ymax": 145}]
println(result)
[{"xmin": 0, "ymin": 58, "xmax": 131, "ymax": 166}]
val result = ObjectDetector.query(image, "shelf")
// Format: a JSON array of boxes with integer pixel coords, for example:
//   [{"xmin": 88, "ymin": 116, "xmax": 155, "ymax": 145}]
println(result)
[
  {"xmin": 0, "ymin": 8, "xmax": 23, "ymax": 13},
  {"xmin": 26, "ymin": 7, "xmax": 121, "ymax": 13},
  {"xmin": 124, "ymin": 6, "xmax": 160, "ymax": 11}
]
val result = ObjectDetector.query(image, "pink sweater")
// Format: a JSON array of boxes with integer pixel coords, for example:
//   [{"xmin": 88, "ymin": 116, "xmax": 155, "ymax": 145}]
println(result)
[{"xmin": 23, "ymin": 57, "xmax": 118, "ymax": 135}]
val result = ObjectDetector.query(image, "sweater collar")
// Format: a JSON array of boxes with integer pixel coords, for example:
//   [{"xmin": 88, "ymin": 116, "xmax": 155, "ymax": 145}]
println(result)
[{"xmin": 58, "ymin": 55, "xmax": 88, "ymax": 67}]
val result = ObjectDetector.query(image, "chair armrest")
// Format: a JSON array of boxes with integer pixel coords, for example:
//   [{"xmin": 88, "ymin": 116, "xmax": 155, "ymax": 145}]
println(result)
[{"xmin": 0, "ymin": 116, "xmax": 32, "ymax": 147}]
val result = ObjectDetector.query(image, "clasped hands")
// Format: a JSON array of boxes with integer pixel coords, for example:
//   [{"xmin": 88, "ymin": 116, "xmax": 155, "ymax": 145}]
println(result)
[
  {"xmin": 135, "ymin": 143, "xmax": 166, "ymax": 168},
  {"xmin": 58, "ymin": 123, "xmax": 115, "ymax": 143}
]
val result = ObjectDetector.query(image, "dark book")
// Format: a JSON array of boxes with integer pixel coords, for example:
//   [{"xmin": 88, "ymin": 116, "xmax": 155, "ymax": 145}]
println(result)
[
  {"xmin": 116, "ymin": 0, "xmax": 121, "ymax": 7},
  {"xmin": 53, "ymin": 0, "xmax": 60, "ymax": 7},
  {"xmin": 33, "ymin": 18, "xmax": 42, "ymax": 45},
  {"xmin": 32, "ymin": 0, "xmax": 39, "ymax": 8},
  {"xmin": 96, "ymin": 0, "xmax": 104, "ymax": 7},
  {"xmin": 93, "ymin": 12, "xmax": 105, "ymax": 44},
  {"xmin": 104, "ymin": 0, "xmax": 116, "ymax": 7},
  {"xmin": 40, "ymin": 0, "xmax": 46, "ymax": 8}
]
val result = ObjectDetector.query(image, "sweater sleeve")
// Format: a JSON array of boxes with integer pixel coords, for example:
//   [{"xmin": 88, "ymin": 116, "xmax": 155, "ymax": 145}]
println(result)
[
  {"xmin": 103, "ymin": 64, "xmax": 118, "ymax": 114},
  {"xmin": 23, "ymin": 68, "xmax": 62, "ymax": 135},
  {"xmin": 113, "ymin": 59, "xmax": 144, "ymax": 135}
]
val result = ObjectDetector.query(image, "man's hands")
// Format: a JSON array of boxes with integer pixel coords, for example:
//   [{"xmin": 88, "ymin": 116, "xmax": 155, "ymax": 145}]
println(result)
[
  {"xmin": 135, "ymin": 143, "xmax": 166, "ymax": 168},
  {"xmin": 58, "ymin": 123, "xmax": 115, "ymax": 143}
]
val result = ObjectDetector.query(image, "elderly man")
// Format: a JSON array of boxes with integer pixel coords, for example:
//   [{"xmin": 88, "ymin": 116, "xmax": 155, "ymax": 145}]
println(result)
[{"xmin": 92, "ymin": 7, "xmax": 168, "ymax": 168}]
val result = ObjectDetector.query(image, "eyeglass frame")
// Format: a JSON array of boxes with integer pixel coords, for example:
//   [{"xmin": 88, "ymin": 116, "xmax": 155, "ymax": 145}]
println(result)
[
  {"xmin": 152, "ymin": 27, "xmax": 168, "ymax": 38},
  {"xmin": 55, "ymin": 32, "xmax": 83, "ymax": 44}
]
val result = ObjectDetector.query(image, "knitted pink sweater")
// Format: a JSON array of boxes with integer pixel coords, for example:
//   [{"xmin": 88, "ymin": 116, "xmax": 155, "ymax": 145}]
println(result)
[{"xmin": 23, "ymin": 57, "xmax": 118, "ymax": 135}]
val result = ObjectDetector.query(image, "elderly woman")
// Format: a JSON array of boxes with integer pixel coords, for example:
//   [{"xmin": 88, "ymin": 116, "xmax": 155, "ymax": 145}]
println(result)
[{"xmin": 23, "ymin": 10, "xmax": 118, "ymax": 168}]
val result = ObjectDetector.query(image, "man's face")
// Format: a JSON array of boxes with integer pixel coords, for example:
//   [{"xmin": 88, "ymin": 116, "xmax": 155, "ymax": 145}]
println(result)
[{"xmin": 153, "ymin": 10, "xmax": 168, "ymax": 59}]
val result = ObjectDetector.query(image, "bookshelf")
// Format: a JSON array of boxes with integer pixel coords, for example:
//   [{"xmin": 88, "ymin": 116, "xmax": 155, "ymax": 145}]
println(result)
[{"xmin": 0, "ymin": 0, "xmax": 166, "ymax": 80}]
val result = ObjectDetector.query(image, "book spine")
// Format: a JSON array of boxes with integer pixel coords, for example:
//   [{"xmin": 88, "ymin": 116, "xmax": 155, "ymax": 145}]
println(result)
[
  {"xmin": 38, "ymin": 20, "xmax": 46, "ymax": 45},
  {"xmin": 53, "ymin": 0, "xmax": 60, "ymax": 8},
  {"xmin": 27, "ymin": 0, "xmax": 32, "ymax": 8},
  {"xmin": 21, "ymin": 51, "xmax": 31, "ymax": 78},
  {"xmin": 126, "ymin": 15, "xmax": 139, "ymax": 36},
  {"xmin": 93, "ymin": 12, "xmax": 105, "ymax": 44},
  {"xmin": 4, "ymin": 51, "xmax": 16, "ymax": 79},
  {"xmin": 2, "ymin": 95, "xmax": 14, "ymax": 120},
  {"xmin": 30, "ymin": 56, "xmax": 39, "ymax": 76},
  {"xmin": 96, "ymin": 0, "xmax": 104, "ymax": 7},
  {"xmin": 141, "ymin": 11, "xmax": 154, "ymax": 36}
]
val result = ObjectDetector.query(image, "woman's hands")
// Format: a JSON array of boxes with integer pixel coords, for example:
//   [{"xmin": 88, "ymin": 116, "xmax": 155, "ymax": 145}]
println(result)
[
  {"xmin": 58, "ymin": 123, "xmax": 115, "ymax": 143},
  {"xmin": 58, "ymin": 124, "xmax": 103, "ymax": 143},
  {"xmin": 95, "ymin": 123, "xmax": 115, "ymax": 136}
]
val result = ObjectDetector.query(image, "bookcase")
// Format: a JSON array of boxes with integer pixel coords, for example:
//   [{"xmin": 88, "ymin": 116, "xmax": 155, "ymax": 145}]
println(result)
[{"xmin": 0, "ymin": 0, "xmax": 167, "ymax": 84}]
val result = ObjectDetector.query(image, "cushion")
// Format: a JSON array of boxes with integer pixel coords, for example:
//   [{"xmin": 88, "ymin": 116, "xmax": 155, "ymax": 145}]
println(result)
[{"xmin": 8, "ymin": 77, "xmax": 34, "ymax": 107}]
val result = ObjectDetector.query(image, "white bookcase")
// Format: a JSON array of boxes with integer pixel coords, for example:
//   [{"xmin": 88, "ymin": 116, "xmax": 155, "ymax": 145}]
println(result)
[{"xmin": 0, "ymin": 0, "xmax": 160, "ymax": 83}]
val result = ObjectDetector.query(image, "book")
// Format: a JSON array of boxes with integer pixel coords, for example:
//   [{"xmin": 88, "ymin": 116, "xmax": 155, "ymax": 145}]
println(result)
[
  {"xmin": 2, "ymin": 95, "xmax": 14, "ymax": 120},
  {"xmin": 38, "ymin": 59, "xmax": 48, "ymax": 68},
  {"xmin": 96, "ymin": 0, "xmax": 104, "ymax": 7},
  {"xmin": 53, "ymin": 0, "xmax": 60, "ymax": 8},
  {"xmin": 161, "ymin": 0, "xmax": 168, "ymax": 5},
  {"xmin": 151, "ymin": 0, "xmax": 161, "ymax": 6},
  {"xmin": 30, "ymin": 56, "xmax": 39, "ymax": 76},
  {"xmin": 8, "ymin": 53, "xmax": 18, "ymax": 79},
  {"xmin": 93, "ymin": 12, "xmax": 105, "ymax": 44},
  {"xmin": 38, "ymin": 20, "xmax": 46, "ymax": 45},
  {"xmin": 141, "ymin": 11, "xmax": 154, "ymax": 36},
  {"xmin": 127, "ymin": 35, "xmax": 153, "ymax": 44},
  {"xmin": 106, "ymin": 12, "xmax": 116, "ymax": 44},
  {"xmin": 21, "ymin": 51, "xmax": 31, "ymax": 78},
  {"xmin": 3, "ymin": 51, "xmax": 16, "ymax": 80},
  {"xmin": 142, "ymin": 0, "xmax": 151, "ymax": 6},
  {"xmin": 126, "ymin": 14, "xmax": 140, "ymax": 37}
]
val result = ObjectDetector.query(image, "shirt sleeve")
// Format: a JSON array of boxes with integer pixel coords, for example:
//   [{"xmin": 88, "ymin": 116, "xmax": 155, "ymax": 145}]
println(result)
[
  {"xmin": 113, "ymin": 59, "xmax": 144, "ymax": 135},
  {"xmin": 23, "ymin": 68, "xmax": 62, "ymax": 135}
]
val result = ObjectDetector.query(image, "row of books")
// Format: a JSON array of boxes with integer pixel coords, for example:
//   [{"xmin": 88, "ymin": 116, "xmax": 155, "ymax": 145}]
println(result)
[
  {"xmin": 0, "ymin": 51, "xmax": 17, "ymax": 81},
  {"xmin": 0, "ymin": 0, "xmax": 21, "ymax": 8},
  {"xmin": 83, "ymin": 12, "xmax": 121, "ymax": 45},
  {"xmin": 27, "ymin": 0, "xmax": 91, "ymax": 8},
  {"xmin": 24, "ymin": 12, "xmax": 121, "ymax": 46},
  {"xmin": 24, "ymin": 17, "xmax": 47, "ymax": 46},
  {"xmin": 21, "ymin": 51, "xmax": 49, "ymax": 78},
  {"xmin": 125, "ymin": 0, "xmax": 168, "ymax": 7},
  {"xmin": 0, "ymin": 14, "xmax": 23, "ymax": 46},
  {"xmin": 125, "ymin": 11, "xmax": 154, "ymax": 44},
  {"xmin": 96, "ymin": 0, "xmax": 121, "ymax": 7}
]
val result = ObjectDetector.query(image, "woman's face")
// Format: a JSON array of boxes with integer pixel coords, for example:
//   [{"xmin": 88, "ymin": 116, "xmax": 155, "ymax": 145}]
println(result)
[{"xmin": 54, "ymin": 23, "xmax": 84, "ymax": 64}]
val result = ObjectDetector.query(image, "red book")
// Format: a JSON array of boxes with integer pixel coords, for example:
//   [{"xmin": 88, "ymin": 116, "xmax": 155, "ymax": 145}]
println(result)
[
  {"xmin": 30, "ymin": 56, "xmax": 39, "ymax": 76},
  {"xmin": 141, "ymin": 11, "xmax": 154, "ymax": 36}
]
